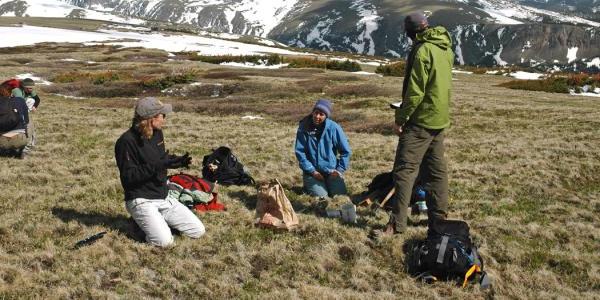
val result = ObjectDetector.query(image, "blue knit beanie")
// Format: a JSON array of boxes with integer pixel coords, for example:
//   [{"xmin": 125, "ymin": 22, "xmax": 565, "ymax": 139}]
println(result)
[{"xmin": 313, "ymin": 99, "xmax": 332, "ymax": 117}]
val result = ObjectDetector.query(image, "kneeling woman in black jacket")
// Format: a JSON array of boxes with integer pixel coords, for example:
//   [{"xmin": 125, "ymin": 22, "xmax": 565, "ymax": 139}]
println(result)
[{"xmin": 115, "ymin": 97, "xmax": 205, "ymax": 247}]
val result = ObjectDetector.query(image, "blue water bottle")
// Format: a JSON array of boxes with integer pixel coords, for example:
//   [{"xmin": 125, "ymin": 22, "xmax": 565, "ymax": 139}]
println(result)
[{"xmin": 415, "ymin": 186, "xmax": 428, "ymax": 213}]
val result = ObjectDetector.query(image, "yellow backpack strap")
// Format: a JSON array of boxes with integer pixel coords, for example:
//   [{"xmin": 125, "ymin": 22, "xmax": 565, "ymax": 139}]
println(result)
[{"xmin": 462, "ymin": 264, "xmax": 481, "ymax": 288}]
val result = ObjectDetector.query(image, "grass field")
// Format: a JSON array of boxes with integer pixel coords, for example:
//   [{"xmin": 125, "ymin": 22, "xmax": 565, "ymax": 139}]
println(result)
[{"xmin": 0, "ymin": 42, "xmax": 599, "ymax": 299}]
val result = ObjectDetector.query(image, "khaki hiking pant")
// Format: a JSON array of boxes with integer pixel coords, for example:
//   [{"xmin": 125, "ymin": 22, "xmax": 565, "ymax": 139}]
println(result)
[{"xmin": 390, "ymin": 123, "xmax": 448, "ymax": 233}]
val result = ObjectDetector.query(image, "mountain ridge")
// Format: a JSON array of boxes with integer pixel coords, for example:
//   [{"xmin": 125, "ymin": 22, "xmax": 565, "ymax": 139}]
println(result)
[{"xmin": 0, "ymin": 0, "xmax": 598, "ymax": 69}]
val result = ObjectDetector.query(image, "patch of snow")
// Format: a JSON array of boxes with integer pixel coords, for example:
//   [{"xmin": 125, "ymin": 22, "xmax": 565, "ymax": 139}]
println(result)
[
  {"xmin": 567, "ymin": 47, "xmax": 578, "ymax": 63},
  {"xmin": 0, "ymin": 25, "xmax": 308, "ymax": 57},
  {"xmin": 241, "ymin": 115, "xmax": 264, "ymax": 120},
  {"xmin": 352, "ymin": 71, "xmax": 382, "ymax": 77},
  {"xmin": 474, "ymin": 0, "xmax": 600, "ymax": 27},
  {"xmin": 15, "ymin": 73, "xmax": 51, "ymax": 85},
  {"xmin": 330, "ymin": 57, "xmax": 386, "ymax": 66},
  {"xmin": 7, "ymin": 0, "xmax": 145, "ymax": 25},
  {"xmin": 454, "ymin": 26, "xmax": 465, "ymax": 65},
  {"xmin": 219, "ymin": 62, "xmax": 289, "ymax": 69},
  {"xmin": 53, "ymin": 94, "xmax": 87, "ymax": 99},
  {"xmin": 493, "ymin": 45, "xmax": 508, "ymax": 66},
  {"xmin": 452, "ymin": 69, "xmax": 473, "ymax": 74},
  {"xmin": 386, "ymin": 49, "xmax": 400, "ymax": 57},
  {"xmin": 349, "ymin": 0, "xmax": 382, "ymax": 55},
  {"xmin": 105, "ymin": 24, "xmax": 150, "ymax": 32},
  {"xmin": 306, "ymin": 19, "xmax": 336, "ymax": 49},
  {"xmin": 587, "ymin": 57, "xmax": 600, "ymax": 68},
  {"xmin": 59, "ymin": 58, "xmax": 79, "ymax": 62},
  {"xmin": 570, "ymin": 90, "xmax": 600, "ymax": 97},
  {"xmin": 509, "ymin": 71, "xmax": 544, "ymax": 80},
  {"xmin": 191, "ymin": 0, "xmax": 299, "ymax": 37}
]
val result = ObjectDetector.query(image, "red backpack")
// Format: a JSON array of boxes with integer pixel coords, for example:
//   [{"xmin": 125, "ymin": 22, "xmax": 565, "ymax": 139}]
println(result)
[{"xmin": 168, "ymin": 173, "xmax": 226, "ymax": 212}]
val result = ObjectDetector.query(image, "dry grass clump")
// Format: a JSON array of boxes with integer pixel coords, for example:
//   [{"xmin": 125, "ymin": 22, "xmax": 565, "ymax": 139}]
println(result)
[
  {"xmin": 0, "ymin": 41, "xmax": 598, "ymax": 299},
  {"xmin": 202, "ymin": 68, "xmax": 324, "ymax": 80},
  {"xmin": 497, "ymin": 73, "xmax": 600, "ymax": 94},
  {"xmin": 296, "ymin": 75, "xmax": 365, "ymax": 93},
  {"xmin": 52, "ymin": 70, "xmax": 133, "ymax": 84},
  {"xmin": 202, "ymin": 71, "xmax": 249, "ymax": 81},
  {"xmin": 42, "ymin": 82, "xmax": 144, "ymax": 98},
  {"xmin": 12, "ymin": 57, "xmax": 33, "ymax": 65},
  {"xmin": 139, "ymin": 71, "xmax": 198, "ymax": 91},
  {"xmin": 177, "ymin": 53, "xmax": 283, "ymax": 66},
  {"xmin": 498, "ymin": 77, "xmax": 570, "ymax": 93},
  {"xmin": 286, "ymin": 57, "xmax": 362, "ymax": 72},
  {"xmin": 296, "ymin": 79, "xmax": 328, "ymax": 93},
  {"xmin": 375, "ymin": 61, "xmax": 406, "ymax": 77},
  {"xmin": 325, "ymin": 83, "xmax": 395, "ymax": 98}
]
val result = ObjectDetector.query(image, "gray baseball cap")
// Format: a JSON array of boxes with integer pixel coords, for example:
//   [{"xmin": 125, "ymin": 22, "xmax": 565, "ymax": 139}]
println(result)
[{"xmin": 135, "ymin": 97, "xmax": 172, "ymax": 119}]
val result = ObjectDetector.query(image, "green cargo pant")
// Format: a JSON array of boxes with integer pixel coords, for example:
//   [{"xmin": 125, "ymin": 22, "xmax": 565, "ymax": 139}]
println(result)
[{"xmin": 390, "ymin": 123, "xmax": 448, "ymax": 233}]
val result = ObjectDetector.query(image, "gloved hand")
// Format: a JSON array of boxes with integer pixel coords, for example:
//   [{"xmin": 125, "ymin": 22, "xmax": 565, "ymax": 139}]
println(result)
[
  {"xmin": 160, "ymin": 152, "xmax": 192, "ymax": 169},
  {"xmin": 174, "ymin": 152, "xmax": 192, "ymax": 169}
]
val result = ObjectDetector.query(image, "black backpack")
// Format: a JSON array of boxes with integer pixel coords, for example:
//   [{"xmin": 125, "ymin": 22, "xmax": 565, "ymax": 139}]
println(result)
[
  {"xmin": 360, "ymin": 171, "xmax": 424, "ymax": 209},
  {"xmin": 411, "ymin": 219, "xmax": 491, "ymax": 288},
  {"xmin": 0, "ymin": 97, "xmax": 20, "ymax": 132},
  {"xmin": 201, "ymin": 146, "xmax": 255, "ymax": 186}
]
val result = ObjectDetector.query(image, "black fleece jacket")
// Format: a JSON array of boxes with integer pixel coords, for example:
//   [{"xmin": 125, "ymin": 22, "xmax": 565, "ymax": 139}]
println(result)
[{"xmin": 114, "ymin": 128, "xmax": 170, "ymax": 201}]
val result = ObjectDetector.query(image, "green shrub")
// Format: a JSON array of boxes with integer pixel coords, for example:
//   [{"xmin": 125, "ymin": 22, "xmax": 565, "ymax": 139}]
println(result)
[
  {"xmin": 181, "ymin": 53, "xmax": 282, "ymax": 66},
  {"xmin": 286, "ymin": 58, "xmax": 361, "ymax": 72},
  {"xmin": 140, "ymin": 72, "xmax": 198, "ymax": 90},
  {"xmin": 498, "ymin": 77, "xmax": 569, "ymax": 93},
  {"xmin": 375, "ymin": 61, "xmax": 406, "ymax": 77},
  {"xmin": 90, "ymin": 71, "xmax": 123, "ymax": 85},
  {"xmin": 202, "ymin": 71, "xmax": 249, "ymax": 81},
  {"xmin": 51, "ymin": 71, "xmax": 130, "ymax": 84},
  {"xmin": 325, "ymin": 83, "xmax": 394, "ymax": 98},
  {"xmin": 52, "ymin": 71, "xmax": 83, "ymax": 83},
  {"xmin": 499, "ymin": 73, "xmax": 600, "ymax": 94}
]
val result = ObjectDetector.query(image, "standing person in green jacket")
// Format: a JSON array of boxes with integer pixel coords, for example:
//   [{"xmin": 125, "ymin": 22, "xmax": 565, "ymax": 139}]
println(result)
[{"xmin": 382, "ymin": 12, "xmax": 454, "ymax": 235}]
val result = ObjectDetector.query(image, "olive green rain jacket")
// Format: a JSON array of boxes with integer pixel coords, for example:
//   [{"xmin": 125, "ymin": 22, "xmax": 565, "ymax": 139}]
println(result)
[{"xmin": 396, "ymin": 26, "xmax": 454, "ymax": 129}]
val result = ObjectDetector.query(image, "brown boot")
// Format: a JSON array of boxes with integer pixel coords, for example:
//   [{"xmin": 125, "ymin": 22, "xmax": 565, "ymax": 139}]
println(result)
[{"xmin": 369, "ymin": 221, "xmax": 402, "ymax": 240}]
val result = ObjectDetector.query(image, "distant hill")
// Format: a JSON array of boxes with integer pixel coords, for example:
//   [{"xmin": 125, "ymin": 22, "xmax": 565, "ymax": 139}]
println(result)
[{"xmin": 1, "ymin": 0, "xmax": 599, "ymax": 69}]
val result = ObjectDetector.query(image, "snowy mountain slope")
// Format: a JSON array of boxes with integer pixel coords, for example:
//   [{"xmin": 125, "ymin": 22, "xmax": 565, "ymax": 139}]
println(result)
[
  {"xmin": 0, "ymin": 0, "xmax": 598, "ymax": 68},
  {"xmin": 0, "ymin": 0, "xmax": 144, "ymax": 23},
  {"xmin": 471, "ymin": 0, "xmax": 600, "ymax": 27},
  {"xmin": 61, "ymin": 0, "xmax": 299, "ymax": 37},
  {"xmin": 519, "ymin": 0, "xmax": 600, "ymax": 22},
  {"xmin": 0, "ymin": 24, "xmax": 306, "ymax": 56}
]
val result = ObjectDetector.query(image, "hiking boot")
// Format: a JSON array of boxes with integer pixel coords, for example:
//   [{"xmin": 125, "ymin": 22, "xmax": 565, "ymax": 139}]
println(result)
[
  {"xmin": 369, "ymin": 223, "xmax": 402, "ymax": 241},
  {"xmin": 18, "ymin": 148, "xmax": 27, "ymax": 159},
  {"xmin": 313, "ymin": 197, "xmax": 328, "ymax": 216}
]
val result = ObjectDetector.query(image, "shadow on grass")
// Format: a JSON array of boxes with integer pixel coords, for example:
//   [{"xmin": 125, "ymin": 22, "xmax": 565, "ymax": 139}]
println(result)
[
  {"xmin": 0, "ymin": 149, "xmax": 21, "ymax": 159},
  {"xmin": 228, "ymin": 187, "xmax": 313, "ymax": 215},
  {"xmin": 228, "ymin": 190, "xmax": 258, "ymax": 210},
  {"xmin": 51, "ymin": 207, "xmax": 145, "ymax": 242},
  {"xmin": 402, "ymin": 237, "xmax": 424, "ymax": 276}
]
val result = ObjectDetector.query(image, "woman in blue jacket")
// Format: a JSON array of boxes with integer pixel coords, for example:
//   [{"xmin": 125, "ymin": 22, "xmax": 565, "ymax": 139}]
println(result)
[{"xmin": 294, "ymin": 99, "xmax": 352, "ymax": 197}]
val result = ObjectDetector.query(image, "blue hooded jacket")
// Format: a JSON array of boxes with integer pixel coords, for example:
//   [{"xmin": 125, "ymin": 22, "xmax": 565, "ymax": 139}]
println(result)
[{"xmin": 294, "ymin": 115, "xmax": 351, "ymax": 175}]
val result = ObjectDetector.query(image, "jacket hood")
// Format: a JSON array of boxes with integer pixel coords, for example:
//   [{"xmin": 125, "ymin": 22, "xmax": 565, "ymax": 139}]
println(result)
[{"xmin": 416, "ymin": 26, "xmax": 452, "ymax": 50}]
